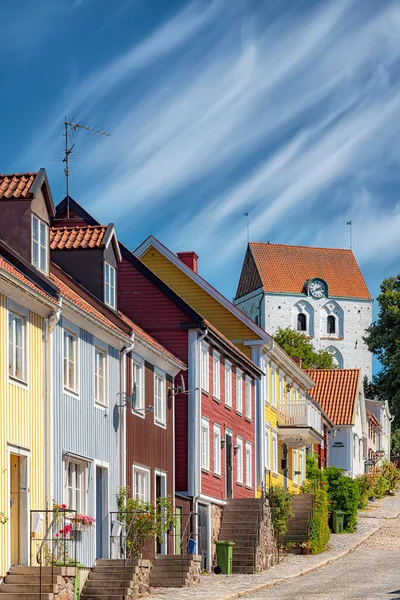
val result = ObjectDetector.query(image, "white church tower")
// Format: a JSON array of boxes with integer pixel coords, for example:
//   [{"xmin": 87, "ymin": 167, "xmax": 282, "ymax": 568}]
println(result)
[{"xmin": 234, "ymin": 243, "xmax": 372, "ymax": 380}]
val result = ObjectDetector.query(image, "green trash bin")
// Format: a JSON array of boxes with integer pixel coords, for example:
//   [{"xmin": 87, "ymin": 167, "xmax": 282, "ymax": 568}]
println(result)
[
  {"xmin": 332, "ymin": 510, "xmax": 345, "ymax": 533},
  {"xmin": 215, "ymin": 541, "xmax": 235, "ymax": 574}
]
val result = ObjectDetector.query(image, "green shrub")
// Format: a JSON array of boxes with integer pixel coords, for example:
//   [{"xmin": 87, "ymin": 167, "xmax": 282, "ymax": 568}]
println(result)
[
  {"xmin": 355, "ymin": 474, "xmax": 373, "ymax": 509},
  {"xmin": 266, "ymin": 485, "xmax": 294, "ymax": 536},
  {"xmin": 326, "ymin": 467, "xmax": 359, "ymax": 532},
  {"xmin": 309, "ymin": 489, "xmax": 330, "ymax": 554}
]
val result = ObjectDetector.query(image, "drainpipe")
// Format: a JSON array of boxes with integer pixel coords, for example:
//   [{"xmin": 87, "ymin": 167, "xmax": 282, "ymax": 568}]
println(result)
[
  {"xmin": 260, "ymin": 340, "xmax": 274, "ymax": 494},
  {"xmin": 120, "ymin": 332, "xmax": 135, "ymax": 489},
  {"xmin": 193, "ymin": 327, "xmax": 208, "ymax": 560},
  {"xmin": 44, "ymin": 299, "xmax": 62, "ymax": 511}
]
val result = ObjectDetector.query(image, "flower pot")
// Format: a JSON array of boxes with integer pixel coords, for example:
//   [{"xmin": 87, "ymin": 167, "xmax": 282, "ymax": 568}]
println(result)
[
  {"xmin": 301, "ymin": 547, "xmax": 311, "ymax": 555},
  {"xmin": 72, "ymin": 523, "xmax": 93, "ymax": 532}
]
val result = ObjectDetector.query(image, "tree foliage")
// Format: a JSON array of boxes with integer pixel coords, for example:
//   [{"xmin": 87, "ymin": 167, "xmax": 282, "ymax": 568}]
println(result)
[
  {"xmin": 273, "ymin": 327, "xmax": 336, "ymax": 369},
  {"xmin": 363, "ymin": 275, "xmax": 400, "ymax": 425}
]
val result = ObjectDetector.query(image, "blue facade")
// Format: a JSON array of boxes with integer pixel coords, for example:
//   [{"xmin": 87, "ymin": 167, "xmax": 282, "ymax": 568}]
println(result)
[{"xmin": 51, "ymin": 316, "xmax": 122, "ymax": 567}]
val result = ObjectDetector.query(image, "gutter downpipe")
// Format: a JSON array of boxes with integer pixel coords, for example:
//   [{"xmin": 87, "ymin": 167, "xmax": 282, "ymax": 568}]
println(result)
[
  {"xmin": 121, "ymin": 332, "xmax": 135, "ymax": 489},
  {"xmin": 259, "ymin": 339, "xmax": 274, "ymax": 494},
  {"xmin": 45, "ymin": 299, "xmax": 62, "ymax": 512},
  {"xmin": 194, "ymin": 327, "xmax": 208, "ymax": 561}
]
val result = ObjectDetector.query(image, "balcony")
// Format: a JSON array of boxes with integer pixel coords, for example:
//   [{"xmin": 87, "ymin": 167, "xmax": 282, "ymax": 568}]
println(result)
[{"xmin": 277, "ymin": 396, "xmax": 323, "ymax": 448}]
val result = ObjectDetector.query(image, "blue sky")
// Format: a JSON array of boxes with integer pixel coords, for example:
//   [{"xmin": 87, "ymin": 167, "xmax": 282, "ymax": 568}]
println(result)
[{"xmin": 1, "ymin": 0, "xmax": 400, "ymax": 354}]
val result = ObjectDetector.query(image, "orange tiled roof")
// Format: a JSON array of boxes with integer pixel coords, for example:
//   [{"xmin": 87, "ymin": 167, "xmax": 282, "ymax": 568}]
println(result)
[
  {"xmin": 0, "ymin": 172, "xmax": 37, "ymax": 199},
  {"xmin": 305, "ymin": 368, "xmax": 360, "ymax": 425},
  {"xmin": 0, "ymin": 255, "xmax": 58, "ymax": 304},
  {"xmin": 238, "ymin": 243, "xmax": 371, "ymax": 300},
  {"xmin": 366, "ymin": 408, "xmax": 381, "ymax": 430},
  {"xmin": 50, "ymin": 226, "xmax": 107, "ymax": 250}
]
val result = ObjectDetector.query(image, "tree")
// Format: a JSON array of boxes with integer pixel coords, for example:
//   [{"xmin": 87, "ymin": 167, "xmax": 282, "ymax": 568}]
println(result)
[
  {"xmin": 273, "ymin": 327, "xmax": 336, "ymax": 369},
  {"xmin": 363, "ymin": 275, "xmax": 400, "ymax": 426}
]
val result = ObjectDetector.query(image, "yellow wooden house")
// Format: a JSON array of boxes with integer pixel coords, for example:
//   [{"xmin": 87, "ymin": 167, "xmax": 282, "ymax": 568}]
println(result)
[
  {"xmin": 0, "ymin": 172, "xmax": 59, "ymax": 578},
  {"xmin": 135, "ymin": 238, "xmax": 322, "ymax": 496}
]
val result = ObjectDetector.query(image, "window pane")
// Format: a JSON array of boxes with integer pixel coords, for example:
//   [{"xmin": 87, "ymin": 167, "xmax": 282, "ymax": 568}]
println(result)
[{"xmin": 32, "ymin": 217, "xmax": 39, "ymax": 241}]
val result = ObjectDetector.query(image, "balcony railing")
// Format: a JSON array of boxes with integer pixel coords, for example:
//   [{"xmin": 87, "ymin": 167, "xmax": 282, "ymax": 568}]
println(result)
[{"xmin": 278, "ymin": 397, "xmax": 322, "ymax": 435}]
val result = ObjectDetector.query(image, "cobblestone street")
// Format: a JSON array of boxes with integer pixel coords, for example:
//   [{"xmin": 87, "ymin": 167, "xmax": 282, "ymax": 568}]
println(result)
[{"xmin": 151, "ymin": 492, "xmax": 400, "ymax": 600}]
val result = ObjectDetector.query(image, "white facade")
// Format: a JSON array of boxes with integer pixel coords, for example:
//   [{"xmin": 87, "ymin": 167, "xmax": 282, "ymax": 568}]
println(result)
[
  {"xmin": 329, "ymin": 393, "xmax": 367, "ymax": 478},
  {"xmin": 234, "ymin": 288, "xmax": 373, "ymax": 380},
  {"xmin": 366, "ymin": 399, "xmax": 392, "ymax": 463}
]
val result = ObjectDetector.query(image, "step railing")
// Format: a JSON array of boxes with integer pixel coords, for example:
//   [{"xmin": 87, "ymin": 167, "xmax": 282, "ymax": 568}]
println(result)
[{"xmin": 30, "ymin": 508, "xmax": 77, "ymax": 600}]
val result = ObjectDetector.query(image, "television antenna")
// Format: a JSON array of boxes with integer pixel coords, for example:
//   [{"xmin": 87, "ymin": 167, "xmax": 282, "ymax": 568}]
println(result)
[{"xmin": 63, "ymin": 118, "xmax": 111, "ymax": 218}]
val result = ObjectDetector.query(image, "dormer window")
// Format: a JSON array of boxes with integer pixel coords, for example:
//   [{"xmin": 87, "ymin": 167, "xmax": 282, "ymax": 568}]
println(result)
[
  {"xmin": 32, "ymin": 214, "xmax": 48, "ymax": 273},
  {"xmin": 104, "ymin": 262, "xmax": 116, "ymax": 309}
]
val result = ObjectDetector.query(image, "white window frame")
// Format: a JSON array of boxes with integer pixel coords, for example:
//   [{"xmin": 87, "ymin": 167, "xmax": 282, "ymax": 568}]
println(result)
[
  {"xmin": 213, "ymin": 351, "xmax": 221, "ymax": 400},
  {"xmin": 94, "ymin": 346, "xmax": 107, "ymax": 407},
  {"xmin": 201, "ymin": 418, "xmax": 210, "ymax": 471},
  {"xmin": 264, "ymin": 359, "xmax": 269, "ymax": 404},
  {"xmin": 245, "ymin": 376, "xmax": 252, "ymax": 420},
  {"xmin": 154, "ymin": 369, "xmax": 166, "ymax": 427},
  {"xmin": 271, "ymin": 365, "xmax": 277, "ymax": 408},
  {"xmin": 65, "ymin": 459, "xmax": 87, "ymax": 513},
  {"xmin": 236, "ymin": 368, "xmax": 243, "ymax": 414},
  {"xmin": 32, "ymin": 214, "xmax": 48, "ymax": 274},
  {"xmin": 279, "ymin": 374, "xmax": 284, "ymax": 403},
  {"xmin": 265, "ymin": 426, "xmax": 271, "ymax": 473},
  {"xmin": 225, "ymin": 360, "xmax": 232, "ymax": 408},
  {"xmin": 63, "ymin": 328, "xmax": 79, "ymax": 394},
  {"xmin": 245, "ymin": 442, "xmax": 252, "ymax": 488},
  {"xmin": 8, "ymin": 306, "xmax": 27, "ymax": 384},
  {"xmin": 132, "ymin": 354, "xmax": 145, "ymax": 416},
  {"xmin": 213, "ymin": 424, "xmax": 221, "ymax": 476},
  {"xmin": 132, "ymin": 464, "xmax": 151, "ymax": 503},
  {"xmin": 236, "ymin": 436, "xmax": 243, "ymax": 484},
  {"xmin": 104, "ymin": 261, "xmax": 116, "ymax": 309},
  {"xmin": 272, "ymin": 432, "xmax": 278, "ymax": 474},
  {"xmin": 200, "ymin": 343, "xmax": 209, "ymax": 392}
]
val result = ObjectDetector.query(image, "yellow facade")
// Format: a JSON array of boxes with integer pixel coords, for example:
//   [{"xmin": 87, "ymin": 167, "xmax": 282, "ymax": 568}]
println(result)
[
  {"xmin": 140, "ymin": 245, "xmax": 306, "ymax": 495},
  {"xmin": 0, "ymin": 292, "xmax": 49, "ymax": 576}
]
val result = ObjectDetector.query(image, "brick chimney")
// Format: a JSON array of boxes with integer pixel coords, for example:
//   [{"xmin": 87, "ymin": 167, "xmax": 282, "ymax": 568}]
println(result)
[
  {"xmin": 177, "ymin": 251, "xmax": 198, "ymax": 273},
  {"xmin": 291, "ymin": 356, "xmax": 303, "ymax": 368}
]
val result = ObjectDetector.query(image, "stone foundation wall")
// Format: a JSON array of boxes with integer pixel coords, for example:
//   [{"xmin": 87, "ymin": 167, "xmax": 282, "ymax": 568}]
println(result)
[
  {"xmin": 186, "ymin": 555, "xmax": 201, "ymax": 585},
  {"xmin": 54, "ymin": 573, "xmax": 76, "ymax": 600},
  {"xmin": 255, "ymin": 501, "xmax": 276, "ymax": 572},
  {"xmin": 131, "ymin": 558, "xmax": 151, "ymax": 598},
  {"xmin": 211, "ymin": 504, "xmax": 223, "ymax": 567}
]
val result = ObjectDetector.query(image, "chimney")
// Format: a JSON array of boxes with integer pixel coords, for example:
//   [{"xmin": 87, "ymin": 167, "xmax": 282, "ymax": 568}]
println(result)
[
  {"xmin": 177, "ymin": 251, "xmax": 198, "ymax": 273},
  {"xmin": 292, "ymin": 356, "xmax": 303, "ymax": 368}
]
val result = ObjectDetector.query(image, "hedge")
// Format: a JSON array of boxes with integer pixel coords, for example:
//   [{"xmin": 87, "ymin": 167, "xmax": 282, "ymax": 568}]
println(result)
[{"xmin": 309, "ymin": 489, "xmax": 330, "ymax": 554}]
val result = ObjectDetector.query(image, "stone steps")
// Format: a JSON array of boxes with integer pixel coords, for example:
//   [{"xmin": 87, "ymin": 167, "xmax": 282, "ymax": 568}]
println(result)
[
  {"xmin": 149, "ymin": 554, "xmax": 201, "ymax": 588},
  {"xmin": 0, "ymin": 566, "xmax": 60, "ymax": 599}
]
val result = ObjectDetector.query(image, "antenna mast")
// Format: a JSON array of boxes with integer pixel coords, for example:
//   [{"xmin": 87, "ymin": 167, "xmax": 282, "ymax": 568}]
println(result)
[{"xmin": 63, "ymin": 118, "xmax": 110, "ymax": 218}]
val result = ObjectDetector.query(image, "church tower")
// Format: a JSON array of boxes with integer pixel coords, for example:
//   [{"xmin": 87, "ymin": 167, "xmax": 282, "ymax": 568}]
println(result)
[{"xmin": 234, "ymin": 243, "xmax": 372, "ymax": 379}]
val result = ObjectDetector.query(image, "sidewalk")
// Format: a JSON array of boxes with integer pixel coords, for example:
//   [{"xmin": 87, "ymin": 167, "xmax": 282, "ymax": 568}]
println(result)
[{"xmin": 150, "ymin": 491, "xmax": 400, "ymax": 600}]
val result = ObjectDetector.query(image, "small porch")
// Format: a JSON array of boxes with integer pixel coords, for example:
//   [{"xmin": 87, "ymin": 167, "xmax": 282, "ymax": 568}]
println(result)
[{"xmin": 277, "ymin": 395, "xmax": 323, "ymax": 448}]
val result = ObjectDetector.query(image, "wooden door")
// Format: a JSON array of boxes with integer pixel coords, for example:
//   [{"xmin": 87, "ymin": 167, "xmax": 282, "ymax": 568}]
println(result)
[{"xmin": 10, "ymin": 455, "xmax": 20, "ymax": 565}]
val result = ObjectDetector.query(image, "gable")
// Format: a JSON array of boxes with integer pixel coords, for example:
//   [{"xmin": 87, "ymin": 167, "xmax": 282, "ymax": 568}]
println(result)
[
  {"xmin": 235, "ymin": 245, "xmax": 263, "ymax": 299},
  {"xmin": 306, "ymin": 368, "xmax": 360, "ymax": 426},
  {"xmin": 140, "ymin": 247, "xmax": 262, "ymax": 357}
]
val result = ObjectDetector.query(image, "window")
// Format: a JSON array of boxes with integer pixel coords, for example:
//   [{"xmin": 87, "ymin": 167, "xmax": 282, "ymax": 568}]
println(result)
[
  {"xmin": 66, "ymin": 460, "xmax": 86, "ymax": 513},
  {"xmin": 213, "ymin": 351, "xmax": 220, "ymax": 399},
  {"xmin": 201, "ymin": 344, "xmax": 209, "ymax": 392},
  {"xmin": 32, "ymin": 214, "xmax": 48, "ymax": 273},
  {"xmin": 132, "ymin": 465, "xmax": 150, "ymax": 503},
  {"xmin": 359, "ymin": 439, "xmax": 363, "ymax": 463},
  {"xmin": 225, "ymin": 361, "xmax": 232, "ymax": 407},
  {"xmin": 94, "ymin": 347, "xmax": 107, "ymax": 406},
  {"xmin": 201, "ymin": 418, "xmax": 210, "ymax": 470},
  {"xmin": 154, "ymin": 370, "xmax": 166, "ymax": 426},
  {"xmin": 264, "ymin": 360, "xmax": 269, "ymax": 404},
  {"xmin": 245, "ymin": 442, "xmax": 252, "ymax": 488},
  {"xmin": 327, "ymin": 315, "xmax": 336, "ymax": 334},
  {"xmin": 236, "ymin": 369, "xmax": 243, "ymax": 413},
  {"xmin": 245, "ymin": 377, "xmax": 252, "ymax": 419},
  {"xmin": 213, "ymin": 425, "xmax": 221, "ymax": 475},
  {"xmin": 353, "ymin": 434, "xmax": 357, "ymax": 459},
  {"xmin": 132, "ymin": 356, "xmax": 145, "ymax": 413},
  {"xmin": 64, "ymin": 329, "xmax": 78, "ymax": 393},
  {"xmin": 272, "ymin": 433, "xmax": 278, "ymax": 474},
  {"xmin": 271, "ymin": 366, "xmax": 276, "ymax": 408},
  {"xmin": 236, "ymin": 437, "xmax": 243, "ymax": 483},
  {"xmin": 279, "ymin": 375, "xmax": 284, "ymax": 403},
  {"xmin": 8, "ymin": 310, "xmax": 26, "ymax": 382},
  {"xmin": 297, "ymin": 313, "xmax": 307, "ymax": 331},
  {"xmin": 265, "ymin": 427, "xmax": 270, "ymax": 472},
  {"xmin": 104, "ymin": 262, "xmax": 116, "ymax": 309}
]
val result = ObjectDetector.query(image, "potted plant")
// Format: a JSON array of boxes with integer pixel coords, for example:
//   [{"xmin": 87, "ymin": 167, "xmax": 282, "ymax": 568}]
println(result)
[
  {"xmin": 70, "ymin": 515, "xmax": 96, "ymax": 532},
  {"xmin": 300, "ymin": 541, "xmax": 311, "ymax": 555}
]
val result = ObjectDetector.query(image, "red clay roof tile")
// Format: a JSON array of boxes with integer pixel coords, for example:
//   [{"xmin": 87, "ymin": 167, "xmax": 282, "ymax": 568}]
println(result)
[
  {"xmin": 238, "ymin": 243, "xmax": 371, "ymax": 300},
  {"xmin": 0, "ymin": 255, "xmax": 58, "ymax": 304},
  {"xmin": 305, "ymin": 368, "xmax": 360, "ymax": 425},
  {"xmin": 0, "ymin": 172, "xmax": 37, "ymax": 199},
  {"xmin": 50, "ymin": 226, "xmax": 107, "ymax": 250}
]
